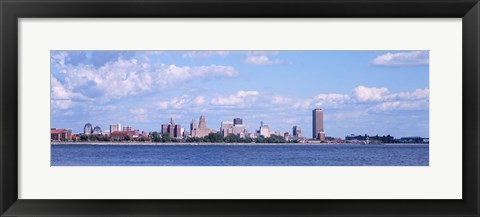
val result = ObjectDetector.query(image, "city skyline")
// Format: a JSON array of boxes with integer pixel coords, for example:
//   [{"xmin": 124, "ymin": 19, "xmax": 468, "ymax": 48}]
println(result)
[{"xmin": 51, "ymin": 50, "xmax": 429, "ymax": 138}]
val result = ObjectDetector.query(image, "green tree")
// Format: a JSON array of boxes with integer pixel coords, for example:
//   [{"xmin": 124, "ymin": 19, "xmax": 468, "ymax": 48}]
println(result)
[
  {"xmin": 124, "ymin": 135, "xmax": 132, "ymax": 141},
  {"xmin": 186, "ymin": 137, "xmax": 202, "ymax": 142},
  {"xmin": 204, "ymin": 132, "xmax": 224, "ymax": 143},
  {"xmin": 161, "ymin": 133, "xmax": 172, "ymax": 142},
  {"xmin": 94, "ymin": 135, "xmax": 102, "ymax": 141},
  {"xmin": 268, "ymin": 135, "xmax": 286, "ymax": 143},
  {"xmin": 80, "ymin": 135, "xmax": 88, "ymax": 141},
  {"xmin": 255, "ymin": 136, "xmax": 266, "ymax": 143},
  {"xmin": 225, "ymin": 134, "xmax": 241, "ymax": 143},
  {"xmin": 151, "ymin": 131, "xmax": 161, "ymax": 142}
]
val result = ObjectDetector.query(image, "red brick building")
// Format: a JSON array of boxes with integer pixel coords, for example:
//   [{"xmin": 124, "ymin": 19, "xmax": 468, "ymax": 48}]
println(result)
[
  {"xmin": 110, "ymin": 131, "xmax": 133, "ymax": 141},
  {"xmin": 51, "ymin": 129, "xmax": 72, "ymax": 141}
]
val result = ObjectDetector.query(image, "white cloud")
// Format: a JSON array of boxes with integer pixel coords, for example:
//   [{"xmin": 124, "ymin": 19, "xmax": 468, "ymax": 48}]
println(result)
[
  {"xmin": 315, "ymin": 93, "xmax": 350, "ymax": 101},
  {"xmin": 244, "ymin": 55, "xmax": 281, "ymax": 65},
  {"xmin": 272, "ymin": 93, "xmax": 350, "ymax": 109},
  {"xmin": 237, "ymin": 90, "xmax": 259, "ymax": 97},
  {"xmin": 269, "ymin": 86, "xmax": 428, "ymax": 112},
  {"xmin": 373, "ymin": 100, "xmax": 428, "ymax": 111},
  {"xmin": 387, "ymin": 88, "xmax": 429, "ymax": 100},
  {"xmin": 51, "ymin": 51, "xmax": 67, "ymax": 66},
  {"xmin": 51, "ymin": 99, "xmax": 74, "ymax": 109},
  {"xmin": 157, "ymin": 95, "xmax": 190, "ymax": 109},
  {"xmin": 157, "ymin": 64, "xmax": 237, "ymax": 88},
  {"xmin": 193, "ymin": 96, "xmax": 206, "ymax": 105},
  {"xmin": 244, "ymin": 51, "xmax": 281, "ymax": 65},
  {"xmin": 371, "ymin": 51, "xmax": 429, "ymax": 67},
  {"xmin": 353, "ymin": 86, "xmax": 390, "ymax": 102},
  {"xmin": 51, "ymin": 76, "xmax": 89, "ymax": 100},
  {"xmin": 293, "ymin": 99, "xmax": 313, "ymax": 109},
  {"xmin": 54, "ymin": 58, "xmax": 154, "ymax": 100},
  {"xmin": 157, "ymin": 95, "xmax": 207, "ymax": 110},
  {"xmin": 51, "ymin": 76, "xmax": 91, "ymax": 110},
  {"xmin": 52, "ymin": 53, "xmax": 238, "ymax": 102},
  {"xmin": 211, "ymin": 91, "xmax": 259, "ymax": 106},
  {"xmin": 314, "ymin": 93, "xmax": 351, "ymax": 107}
]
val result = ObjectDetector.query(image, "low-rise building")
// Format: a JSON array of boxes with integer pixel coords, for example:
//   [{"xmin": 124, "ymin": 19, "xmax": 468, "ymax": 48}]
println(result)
[
  {"xmin": 51, "ymin": 128, "xmax": 72, "ymax": 141},
  {"xmin": 110, "ymin": 131, "xmax": 133, "ymax": 141}
]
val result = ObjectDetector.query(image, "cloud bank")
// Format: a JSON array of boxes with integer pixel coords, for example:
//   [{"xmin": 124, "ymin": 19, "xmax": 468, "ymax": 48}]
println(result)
[{"xmin": 371, "ymin": 51, "xmax": 429, "ymax": 67}]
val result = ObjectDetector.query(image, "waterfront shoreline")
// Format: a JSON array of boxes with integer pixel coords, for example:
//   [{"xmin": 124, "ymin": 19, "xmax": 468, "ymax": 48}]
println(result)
[{"xmin": 51, "ymin": 142, "xmax": 427, "ymax": 146}]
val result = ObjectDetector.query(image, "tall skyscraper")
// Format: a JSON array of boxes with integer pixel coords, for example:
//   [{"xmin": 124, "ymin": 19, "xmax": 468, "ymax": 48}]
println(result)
[
  {"xmin": 292, "ymin": 126, "xmax": 302, "ymax": 137},
  {"xmin": 312, "ymin": 109, "xmax": 324, "ymax": 140},
  {"xmin": 161, "ymin": 115, "xmax": 182, "ymax": 138},
  {"xmin": 233, "ymin": 118, "xmax": 243, "ymax": 126},
  {"xmin": 199, "ymin": 115, "xmax": 207, "ymax": 129},
  {"xmin": 191, "ymin": 115, "xmax": 211, "ymax": 138},
  {"xmin": 161, "ymin": 124, "xmax": 169, "ymax": 136}
]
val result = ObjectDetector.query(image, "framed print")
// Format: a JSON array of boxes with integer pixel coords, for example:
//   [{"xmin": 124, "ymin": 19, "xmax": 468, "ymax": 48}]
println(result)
[
  {"xmin": 1, "ymin": 0, "xmax": 479, "ymax": 216},
  {"xmin": 49, "ymin": 49, "xmax": 430, "ymax": 167}
]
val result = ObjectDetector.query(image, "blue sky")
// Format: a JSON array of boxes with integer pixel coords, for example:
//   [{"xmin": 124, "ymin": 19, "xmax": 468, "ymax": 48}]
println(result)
[{"xmin": 51, "ymin": 50, "xmax": 429, "ymax": 138}]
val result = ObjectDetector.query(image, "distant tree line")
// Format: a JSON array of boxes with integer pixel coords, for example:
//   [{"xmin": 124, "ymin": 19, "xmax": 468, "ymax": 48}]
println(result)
[
  {"xmin": 67, "ymin": 132, "xmax": 288, "ymax": 143},
  {"xmin": 345, "ymin": 134, "xmax": 395, "ymax": 143},
  {"xmin": 183, "ymin": 133, "xmax": 287, "ymax": 143},
  {"xmin": 78, "ymin": 134, "xmax": 150, "ymax": 142}
]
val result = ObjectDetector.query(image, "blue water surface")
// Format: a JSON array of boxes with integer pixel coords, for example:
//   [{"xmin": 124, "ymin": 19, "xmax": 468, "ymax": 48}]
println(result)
[{"xmin": 51, "ymin": 144, "xmax": 428, "ymax": 166}]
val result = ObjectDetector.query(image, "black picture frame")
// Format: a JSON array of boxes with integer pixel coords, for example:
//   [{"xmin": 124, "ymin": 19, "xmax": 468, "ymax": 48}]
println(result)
[{"xmin": 1, "ymin": 0, "xmax": 479, "ymax": 216}]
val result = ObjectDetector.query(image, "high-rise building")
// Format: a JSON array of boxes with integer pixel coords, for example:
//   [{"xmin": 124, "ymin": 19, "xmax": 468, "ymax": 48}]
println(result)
[
  {"xmin": 220, "ymin": 121, "xmax": 234, "ymax": 136},
  {"xmin": 233, "ymin": 118, "xmax": 243, "ymax": 126},
  {"xmin": 199, "ymin": 115, "xmax": 207, "ymax": 129},
  {"xmin": 110, "ymin": 124, "xmax": 121, "ymax": 133},
  {"xmin": 161, "ymin": 124, "xmax": 169, "ymax": 136},
  {"xmin": 161, "ymin": 115, "xmax": 182, "ymax": 138},
  {"xmin": 84, "ymin": 123, "xmax": 93, "ymax": 135},
  {"xmin": 312, "ymin": 109, "xmax": 324, "ymax": 140},
  {"xmin": 191, "ymin": 115, "xmax": 212, "ymax": 138},
  {"xmin": 174, "ymin": 126, "xmax": 181, "ymax": 138},
  {"xmin": 190, "ymin": 119, "xmax": 197, "ymax": 135},
  {"xmin": 231, "ymin": 125, "xmax": 246, "ymax": 137},
  {"xmin": 259, "ymin": 121, "xmax": 271, "ymax": 138},
  {"xmin": 292, "ymin": 126, "xmax": 302, "ymax": 137},
  {"xmin": 220, "ymin": 118, "xmax": 247, "ymax": 137}
]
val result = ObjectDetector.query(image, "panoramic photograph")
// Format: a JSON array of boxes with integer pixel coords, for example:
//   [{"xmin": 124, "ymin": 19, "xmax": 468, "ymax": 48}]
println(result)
[{"xmin": 50, "ymin": 50, "xmax": 429, "ymax": 166}]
